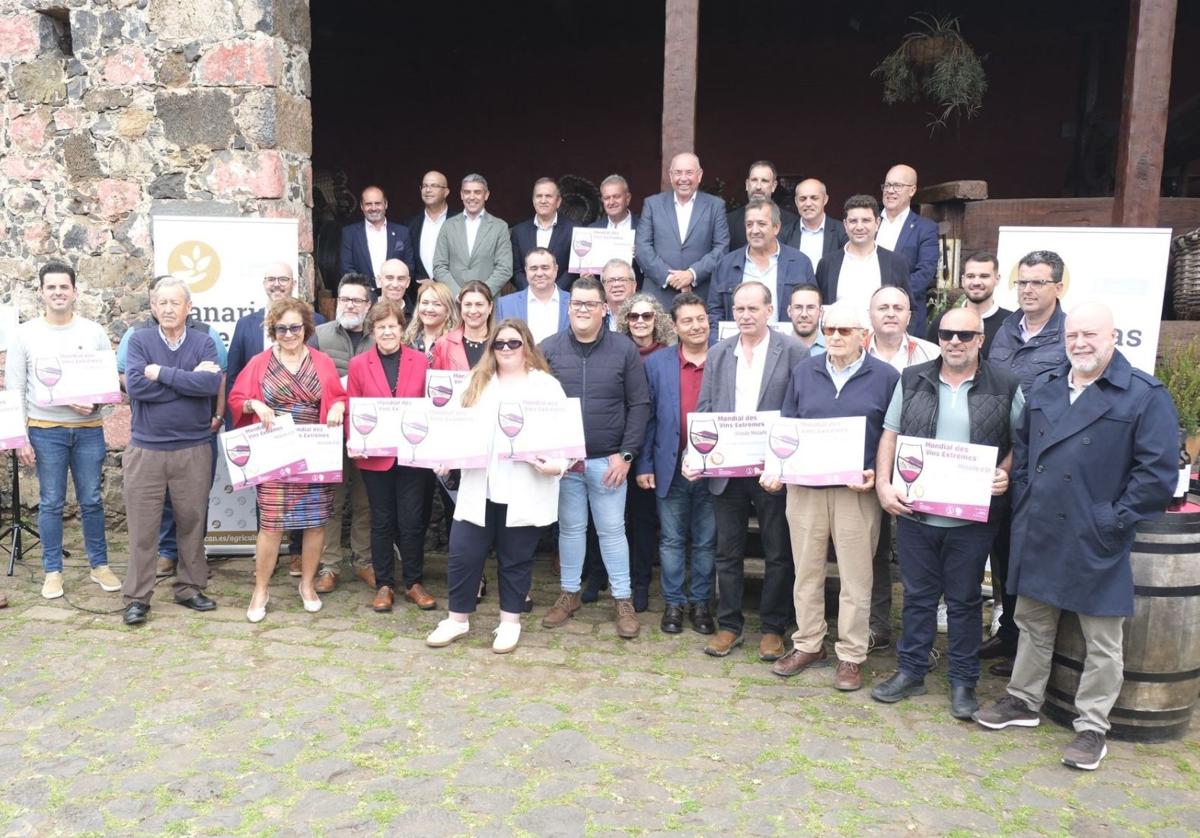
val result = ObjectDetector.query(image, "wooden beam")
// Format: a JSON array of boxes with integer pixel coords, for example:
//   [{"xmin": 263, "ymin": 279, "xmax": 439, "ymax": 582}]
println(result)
[
  {"xmin": 916, "ymin": 180, "xmax": 989, "ymax": 205},
  {"xmin": 1112, "ymin": 0, "xmax": 1178, "ymax": 227},
  {"xmin": 661, "ymin": 0, "xmax": 699, "ymax": 190}
]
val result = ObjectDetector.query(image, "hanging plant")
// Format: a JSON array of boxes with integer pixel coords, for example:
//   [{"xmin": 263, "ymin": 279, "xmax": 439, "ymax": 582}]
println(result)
[{"xmin": 871, "ymin": 14, "xmax": 988, "ymax": 133}]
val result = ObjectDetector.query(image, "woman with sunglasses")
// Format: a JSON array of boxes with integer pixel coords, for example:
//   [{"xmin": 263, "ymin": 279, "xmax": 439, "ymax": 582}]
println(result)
[
  {"xmin": 615, "ymin": 293, "xmax": 676, "ymax": 610},
  {"xmin": 346, "ymin": 300, "xmax": 434, "ymax": 613},
  {"xmin": 425, "ymin": 318, "xmax": 569, "ymax": 654},
  {"xmin": 228, "ymin": 298, "xmax": 348, "ymax": 622}
]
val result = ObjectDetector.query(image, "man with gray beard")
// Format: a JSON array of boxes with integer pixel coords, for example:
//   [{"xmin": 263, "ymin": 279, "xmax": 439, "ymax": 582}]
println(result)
[{"xmin": 310, "ymin": 273, "xmax": 375, "ymax": 593}]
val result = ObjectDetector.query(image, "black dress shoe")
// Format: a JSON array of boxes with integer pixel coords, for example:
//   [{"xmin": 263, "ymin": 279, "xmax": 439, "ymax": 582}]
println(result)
[
  {"xmin": 123, "ymin": 602, "xmax": 150, "ymax": 626},
  {"xmin": 989, "ymin": 659, "xmax": 1014, "ymax": 677},
  {"xmin": 632, "ymin": 587, "xmax": 649, "ymax": 613},
  {"xmin": 979, "ymin": 635, "xmax": 1016, "ymax": 659},
  {"xmin": 689, "ymin": 603, "xmax": 715, "ymax": 635},
  {"xmin": 950, "ymin": 684, "xmax": 979, "ymax": 720},
  {"xmin": 176, "ymin": 593, "xmax": 216, "ymax": 612},
  {"xmin": 522, "ymin": 595, "xmax": 533, "ymax": 613},
  {"xmin": 660, "ymin": 604, "xmax": 684, "ymax": 634},
  {"xmin": 870, "ymin": 670, "xmax": 927, "ymax": 703}
]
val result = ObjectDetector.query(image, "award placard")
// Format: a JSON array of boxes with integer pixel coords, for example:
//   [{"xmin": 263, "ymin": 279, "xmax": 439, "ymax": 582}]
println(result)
[
  {"xmin": 405, "ymin": 405, "xmax": 490, "ymax": 469},
  {"xmin": 31, "ymin": 349, "xmax": 121, "ymax": 406},
  {"xmin": 685, "ymin": 411, "xmax": 780, "ymax": 477},
  {"xmin": 568, "ymin": 228, "xmax": 636, "ymax": 275},
  {"xmin": 0, "ymin": 391, "xmax": 28, "ymax": 450},
  {"xmin": 281, "ymin": 424, "xmax": 344, "ymax": 484},
  {"xmin": 219, "ymin": 415, "xmax": 307, "ymax": 490},
  {"xmin": 347, "ymin": 398, "xmax": 407, "ymax": 457},
  {"xmin": 498, "ymin": 398, "xmax": 587, "ymax": 461},
  {"xmin": 765, "ymin": 416, "xmax": 866, "ymax": 486},
  {"xmin": 894, "ymin": 435, "xmax": 998, "ymax": 522}
]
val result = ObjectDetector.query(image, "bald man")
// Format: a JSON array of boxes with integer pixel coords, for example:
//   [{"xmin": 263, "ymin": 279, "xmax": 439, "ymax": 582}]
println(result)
[
  {"xmin": 876, "ymin": 164, "xmax": 939, "ymax": 336},
  {"xmin": 407, "ymin": 171, "xmax": 454, "ymax": 282},
  {"xmin": 975, "ymin": 302, "xmax": 1178, "ymax": 771},
  {"xmin": 635, "ymin": 152, "xmax": 730, "ymax": 309},
  {"xmin": 782, "ymin": 178, "xmax": 848, "ymax": 267}
]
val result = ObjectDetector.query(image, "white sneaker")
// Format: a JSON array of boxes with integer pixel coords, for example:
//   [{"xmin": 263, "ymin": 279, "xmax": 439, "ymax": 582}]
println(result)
[
  {"xmin": 991, "ymin": 600, "xmax": 1004, "ymax": 637},
  {"xmin": 937, "ymin": 601, "xmax": 948, "ymax": 634},
  {"xmin": 492, "ymin": 621, "xmax": 521, "ymax": 654},
  {"xmin": 42, "ymin": 571, "xmax": 64, "ymax": 599},
  {"xmin": 426, "ymin": 618, "xmax": 469, "ymax": 647},
  {"xmin": 89, "ymin": 565, "xmax": 121, "ymax": 592}
]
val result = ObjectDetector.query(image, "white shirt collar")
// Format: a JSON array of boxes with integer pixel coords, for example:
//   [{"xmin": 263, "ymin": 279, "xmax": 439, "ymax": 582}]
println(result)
[
  {"xmin": 674, "ymin": 191, "xmax": 697, "ymax": 208},
  {"xmin": 534, "ymin": 213, "xmax": 558, "ymax": 232}
]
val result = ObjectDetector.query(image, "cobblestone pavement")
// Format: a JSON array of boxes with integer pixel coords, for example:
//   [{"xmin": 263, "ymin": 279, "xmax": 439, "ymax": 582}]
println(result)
[{"xmin": 1, "ymin": 541, "xmax": 1197, "ymax": 837}]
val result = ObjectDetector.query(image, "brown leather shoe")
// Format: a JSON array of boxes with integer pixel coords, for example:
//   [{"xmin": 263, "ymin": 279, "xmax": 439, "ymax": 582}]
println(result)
[
  {"xmin": 372, "ymin": 586, "xmax": 394, "ymax": 612},
  {"xmin": 288, "ymin": 556, "xmax": 302, "ymax": 577},
  {"xmin": 542, "ymin": 591, "xmax": 582, "ymax": 628},
  {"xmin": 704, "ymin": 629, "xmax": 744, "ymax": 657},
  {"xmin": 354, "ymin": 565, "xmax": 376, "ymax": 588},
  {"xmin": 834, "ymin": 660, "xmax": 864, "ymax": 691},
  {"xmin": 614, "ymin": 598, "xmax": 640, "ymax": 639},
  {"xmin": 772, "ymin": 646, "xmax": 827, "ymax": 677},
  {"xmin": 405, "ymin": 582, "xmax": 436, "ymax": 610},
  {"xmin": 0, "ymin": 592, "xmax": 7, "ymax": 608},
  {"xmin": 314, "ymin": 568, "xmax": 337, "ymax": 594},
  {"xmin": 759, "ymin": 632, "xmax": 785, "ymax": 662}
]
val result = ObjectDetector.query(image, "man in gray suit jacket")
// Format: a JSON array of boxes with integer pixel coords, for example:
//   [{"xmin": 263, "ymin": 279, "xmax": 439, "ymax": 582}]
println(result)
[
  {"xmin": 687, "ymin": 280, "xmax": 809, "ymax": 662},
  {"xmin": 635, "ymin": 152, "xmax": 730, "ymax": 310},
  {"xmin": 432, "ymin": 173, "xmax": 513, "ymax": 295}
]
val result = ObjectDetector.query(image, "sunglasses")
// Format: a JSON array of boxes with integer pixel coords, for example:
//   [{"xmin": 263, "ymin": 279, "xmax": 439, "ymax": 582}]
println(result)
[
  {"xmin": 626, "ymin": 311, "xmax": 655, "ymax": 323},
  {"xmin": 273, "ymin": 323, "xmax": 304, "ymax": 336},
  {"xmin": 821, "ymin": 326, "xmax": 859, "ymax": 337},
  {"xmin": 492, "ymin": 339, "xmax": 524, "ymax": 351},
  {"xmin": 937, "ymin": 329, "xmax": 983, "ymax": 342}
]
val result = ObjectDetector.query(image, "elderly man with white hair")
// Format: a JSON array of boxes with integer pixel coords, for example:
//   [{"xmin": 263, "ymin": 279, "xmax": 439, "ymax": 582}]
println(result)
[{"xmin": 762, "ymin": 304, "xmax": 901, "ymax": 691}]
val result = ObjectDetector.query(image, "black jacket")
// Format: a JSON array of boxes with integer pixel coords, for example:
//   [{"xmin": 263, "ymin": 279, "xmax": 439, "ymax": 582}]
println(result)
[{"xmin": 539, "ymin": 327, "xmax": 651, "ymax": 459}]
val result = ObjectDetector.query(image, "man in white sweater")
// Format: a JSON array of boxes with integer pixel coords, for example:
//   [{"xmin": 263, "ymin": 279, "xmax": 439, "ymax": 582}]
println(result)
[{"xmin": 5, "ymin": 262, "xmax": 120, "ymax": 599}]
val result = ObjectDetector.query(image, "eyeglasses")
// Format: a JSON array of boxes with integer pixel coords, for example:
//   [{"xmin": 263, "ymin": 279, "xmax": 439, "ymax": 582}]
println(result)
[
  {"xmin": 492, "ymin": 339, "xmax": 524, "ymax": 351},
  {"xmin": 880, "ymin": 182, "xmax": 914, "ymax": 192},
  {"xmin": 1014, "ymin": 279, "xmax": 1059, "ymax": 289},
  {"xmin": 603, "ymin": 276, "xmax": 635, "ymax": 286},
  {"xmin": 273, "ymin": 323, "xmax": 304, "ymax": 336},
  {"xmin": 626, "ymin": 311, "xmax": 655, "ymax": 323},
  {"xmin": 421, "ymin": 183, "xmax": 448, "ymax": 190},
  {"xmin": 569, "ymin": 300, "xmax": 603, "ymax": 311},
  {"xmin": 264, "ymin": 276, "xmax": 292, "ymax": 286},
  {"xmin": 937, "ymin": 329, "xmax": 983, "ymax": 343},
  {"xmin": 338, "ymin": 296, "xmax": 369, "ymax": 306},
  {"xmin": 821, "ymin": 326, "xmax": 860, "ymax": 337}
]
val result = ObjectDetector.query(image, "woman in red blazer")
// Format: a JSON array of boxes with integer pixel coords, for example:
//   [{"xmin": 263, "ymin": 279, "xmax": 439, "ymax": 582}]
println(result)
[
  {"xmin": 347, "ymin": 299, "xmax": 434, "ymax": 613},
  {"xmin": 431, "ymin": 280, "xmax": 495, "ymax": 371}
]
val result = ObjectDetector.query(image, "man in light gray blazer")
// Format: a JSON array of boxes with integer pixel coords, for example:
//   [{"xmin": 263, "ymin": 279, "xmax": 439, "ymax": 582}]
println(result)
[
  {"xmin": 432, "ymin": 173, "xmax": 513, "ymax": 295},
  {"xmin": 635, "ymin": 152, "xmax": 730, "ymax": 310},
  {"xmin": 687, "ymin": 281, "xmax": 808, "ymax": 662}
]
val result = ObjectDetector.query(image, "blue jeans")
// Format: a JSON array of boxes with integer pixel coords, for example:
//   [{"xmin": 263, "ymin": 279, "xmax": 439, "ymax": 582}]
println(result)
[
  {"xmin": 28, "ymin": 425, "xmax": 108, "ymax": 572},
  {"xmin": 656, "ymin": 470, "xmax": 716, "ymax": 605},
  {"xmin": 558, "ymin": 457, "xmax": 631, "ymax": 599},
  {"xmin": 157, "ymin": 435, "xmax": 219, "ymax": 560}
]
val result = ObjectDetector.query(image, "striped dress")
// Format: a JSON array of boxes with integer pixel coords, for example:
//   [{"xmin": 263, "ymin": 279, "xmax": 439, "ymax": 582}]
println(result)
[{"xmin": 255, "ymin": 351, "xmax": 334, "ymax": 530}]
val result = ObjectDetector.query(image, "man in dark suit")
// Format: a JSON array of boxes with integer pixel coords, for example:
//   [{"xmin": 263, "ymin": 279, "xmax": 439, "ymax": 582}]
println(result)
[
  {"xmin": 781, "ymin": 178, "xmax": 848, "ymax": 269},
  {"xmin": 406, "ymin": 170, "xmax": 453, "ymax": 282},
  {"xmin": 510, "ymin": 178, "xmax": 575, "ymax": 291},
  {"xmin": 815, "ymin": 194, "xmax": 909, "ymax": 314},
  {"xmin": 876, "ymin": 164, "xmax": 939, "ymax": 336},
  {"xmin": 688, "ymin": 281, "xmax": 809, "ymax": 662},
  {"xmin": 589, "ymin": 174, "xmax": 641, "ymax": 287},
  {"xmin": 635, "ymin": 152, "xmax": 730, "ymax": 310},
  {"xmin": 708, "ymin": 198, "xmax": 814, "ymax": 330},
  {"xmin": 636, "ymin": 291, "xmax": 716, "ymax": 635},
  {"xmin": 339, "ymin": 185, "xmax": 412, "ymax": 292},
  {"xmin": 726, "ymin": 161, "xmax": 800, "ymax": 252}
]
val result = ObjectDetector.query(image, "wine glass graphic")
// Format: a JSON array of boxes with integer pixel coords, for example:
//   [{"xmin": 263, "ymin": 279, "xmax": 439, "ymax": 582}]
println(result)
[
  {"xmin": 225, "ymin": 433, "xmax": 252, "ymax": 485},
  {"xmin": 896, "ymin": 441, "xmax": 925, "ymax": 494},
  {"xmin": 689, "ymin": 419, "xmax": 719, "ymax": 472},
  {"xmin": 427, "ymin": 373, "xmax": 454, "ymax": 408},
  {"xmin": 573, "ymin": 236, "xmax": 592, "ymax": 258},
  {"xmin": 768, "ymin": 421, "xmax": 799, "ymax": 479},
  {"xmin": 35, "ymin": 357, "xmax": 62, "ymax": 403},
  {"xmin": 351, "ymin": 404, "xmax": 378, "ymax": 455},
  {"xmin": 401, "ymin": 407, "xmax": 429, "ymax": 463},
  {"xmin": 498, "ymin": 402, "xmax": 525, "ymax": 457}
]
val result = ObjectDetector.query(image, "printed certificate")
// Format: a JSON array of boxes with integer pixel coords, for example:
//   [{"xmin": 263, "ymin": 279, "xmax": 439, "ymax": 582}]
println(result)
[
  {"xmin": 684, "ymin": 411, "xmax": 780, "ymax": 477},
  {"xmin": 0, "ymin": 392, "xmax": 27, "ymax": 450},
  {"xmin": 498, "ymin": 398, "xmax": 587, "ymax": 461},
  {"xmin": 893, "ymin": 435, "xmax": 998, "ymax": 522},
  {"xmin": 220, "ymin": 415, "xmax": 308, "ymax": 490},
  {"xmin": 568, "ymin": 228, "xmax": 636, "ymax": 275},
  {"xmin": 281, "ymin": 424, "xmax": 344, "ymax": 484},
  {"xmin": 404, "ymin": 404, "xmax": 490, "ymax": 469},
  {"xmin": 30, "ymin": 349, "xmax": 121, "ymax": 406},
  {"xmin": 765, "ymin": 416, "xmax": 866, "ymax": 486},
  {"xmin": 347, "ymin": 398, "xmax": 407, "ymax": 457}
]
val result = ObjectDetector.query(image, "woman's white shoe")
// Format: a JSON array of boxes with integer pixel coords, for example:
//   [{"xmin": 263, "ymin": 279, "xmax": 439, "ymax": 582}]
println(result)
[
  {"xmin": 246, "ymin": 593, "xmax": 269, "ymax": 623},
  {"xmin": 492, "ymin": 621, "xmax": 521, "ymax": 654},
  {"xmin": 299, "ymin": 583, "xmax": 322, "ymax": 613},
  {"xmin": 426, "ymin": 618, "xmax": 470, "ymax": 647}
]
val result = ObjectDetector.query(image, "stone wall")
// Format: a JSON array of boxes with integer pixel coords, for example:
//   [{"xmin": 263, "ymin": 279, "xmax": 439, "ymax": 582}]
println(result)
[{"xmin": 0, "ymin": 0, "xmax": 313, "ymax": 517}]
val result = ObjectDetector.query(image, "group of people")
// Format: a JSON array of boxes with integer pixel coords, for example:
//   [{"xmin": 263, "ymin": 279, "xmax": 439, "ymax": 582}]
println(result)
[{"xmin": 5, "ymin": 154, "xmax": 1182, "ymax": 773}]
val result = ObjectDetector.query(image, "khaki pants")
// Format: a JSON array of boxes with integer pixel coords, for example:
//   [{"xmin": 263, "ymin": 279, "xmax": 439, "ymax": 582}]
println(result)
[
  {"xmin": 321, "ymin": 455, "xmax": 371, "ymax": 570},
  {"xmin": 787, "ymin": 485, "xmax": 880, "ymax": 663}
]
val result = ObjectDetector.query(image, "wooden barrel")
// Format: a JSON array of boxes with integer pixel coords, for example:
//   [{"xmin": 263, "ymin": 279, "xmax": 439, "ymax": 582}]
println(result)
[{"xmin": 1044, "ymin": 500, "xmax": 1200, "ymax": 742}]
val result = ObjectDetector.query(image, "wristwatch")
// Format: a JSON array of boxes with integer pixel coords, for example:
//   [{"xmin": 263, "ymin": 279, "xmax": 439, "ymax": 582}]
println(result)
[{"xmin": 619, "ymin": 451, "xmax": 633, "ymax": 463}]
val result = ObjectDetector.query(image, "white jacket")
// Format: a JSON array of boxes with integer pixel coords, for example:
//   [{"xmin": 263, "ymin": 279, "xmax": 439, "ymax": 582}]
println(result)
[{"xmin": 454, "ymin": 369, "xmax": 568, "ymax": 528}]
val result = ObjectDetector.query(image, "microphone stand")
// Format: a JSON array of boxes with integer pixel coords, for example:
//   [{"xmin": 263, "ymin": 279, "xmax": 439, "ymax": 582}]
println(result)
[{"xmin": 0, "ymin": 449, "xmax": 43, "ymax": 575}]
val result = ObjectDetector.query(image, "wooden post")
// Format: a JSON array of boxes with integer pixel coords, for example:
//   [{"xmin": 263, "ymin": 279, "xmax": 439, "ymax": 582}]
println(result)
[
  {"xmin": 661, "ymin": 0, "xmax": 699, "ymax": 190},
  {"xmin": 1112, "ymin": 0, "xmax": 1177, "ymax": 228}
]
